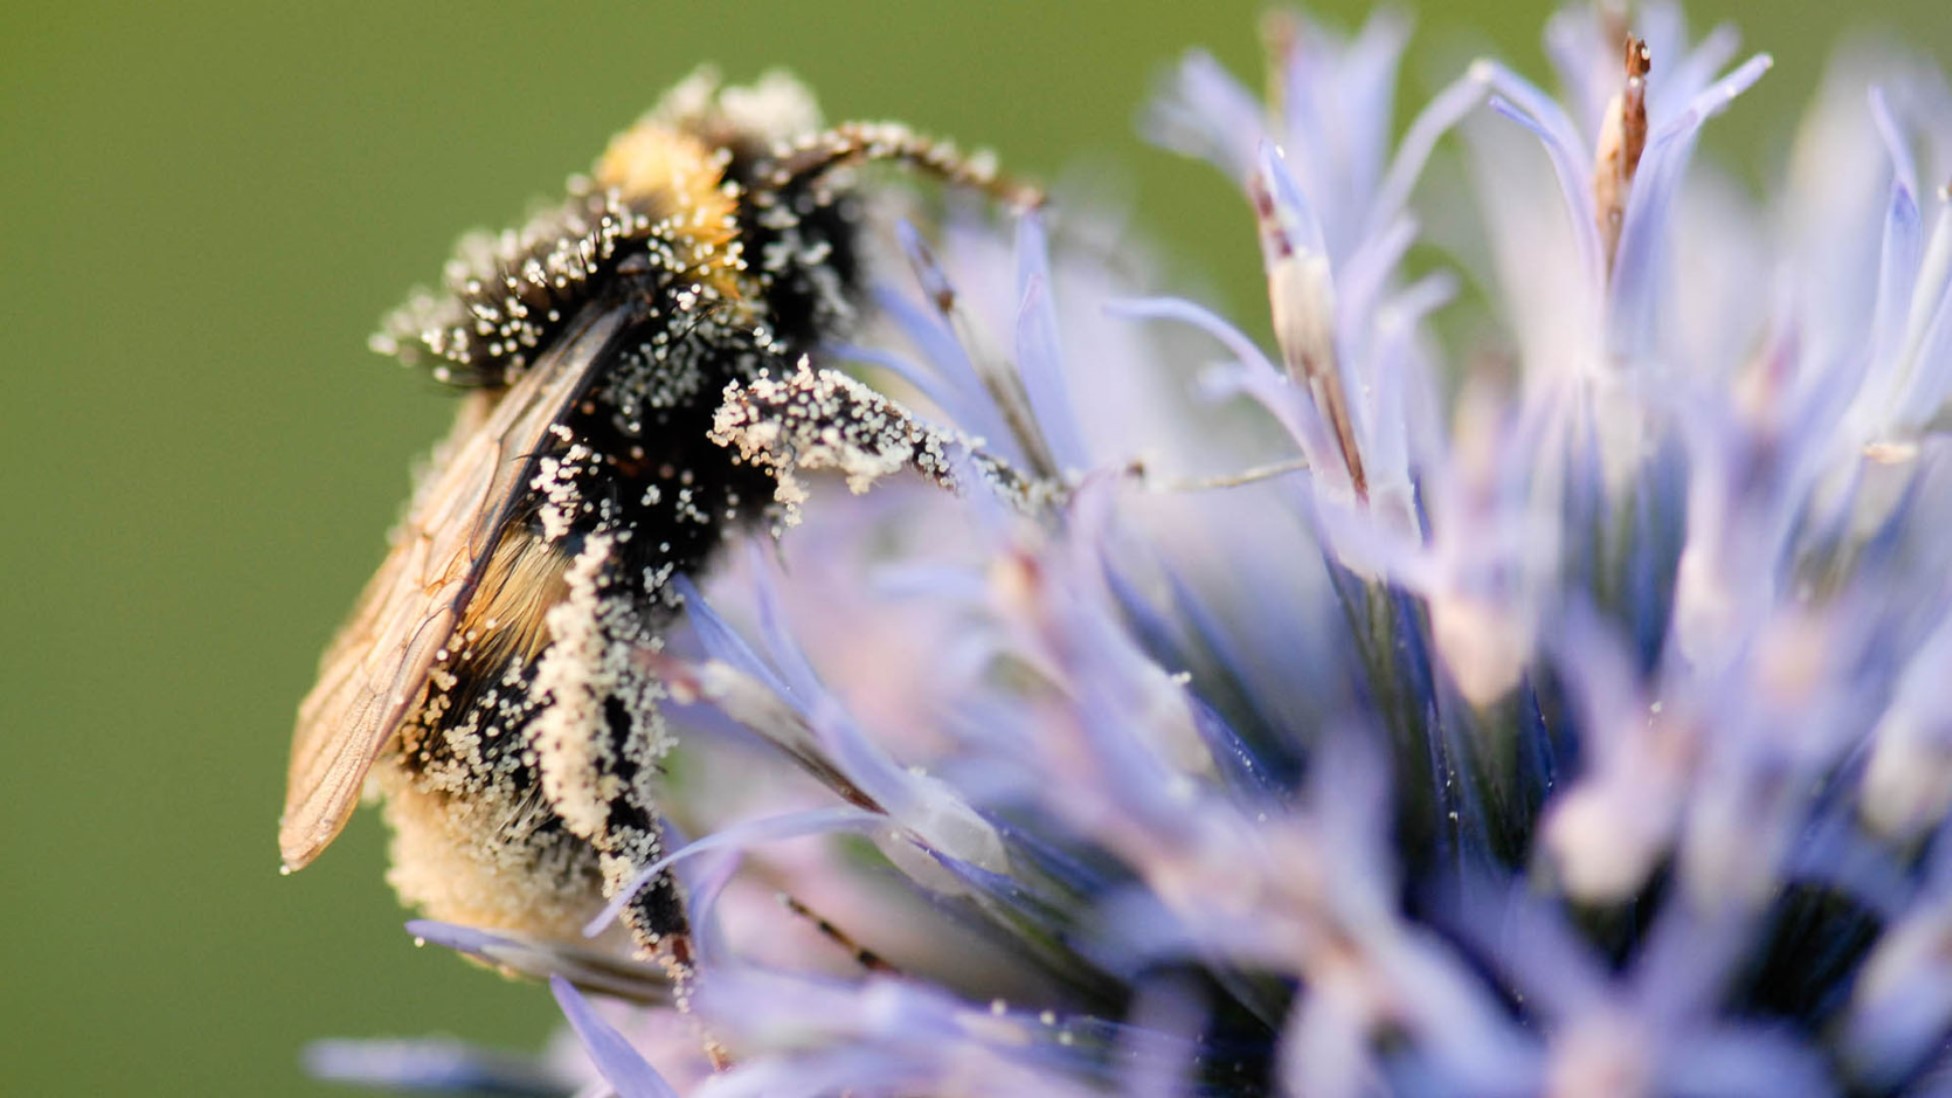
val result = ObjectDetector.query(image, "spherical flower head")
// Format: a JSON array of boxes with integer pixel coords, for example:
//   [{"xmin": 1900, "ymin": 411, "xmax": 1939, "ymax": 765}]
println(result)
[{"xmin": 313, "ymin": 5, "xmax": 1952, "ymax": 1096}]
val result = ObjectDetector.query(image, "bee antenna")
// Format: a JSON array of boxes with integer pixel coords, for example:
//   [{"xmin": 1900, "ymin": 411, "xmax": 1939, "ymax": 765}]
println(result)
[{"xmin": 764, "ymin": 122, "xmax": 1045, "ymax": 211}]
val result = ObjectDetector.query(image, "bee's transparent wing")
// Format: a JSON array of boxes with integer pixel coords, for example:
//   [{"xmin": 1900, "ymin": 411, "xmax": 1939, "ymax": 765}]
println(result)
[{"xmin": 280, "ymin": 306, "xmax": 631, "ymax": 871}]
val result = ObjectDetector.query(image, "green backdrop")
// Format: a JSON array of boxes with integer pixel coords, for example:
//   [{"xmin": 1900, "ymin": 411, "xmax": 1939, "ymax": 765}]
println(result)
[{"xmin": 5, "ymin": 3, "xmax": 1946, "ymax": 1093}]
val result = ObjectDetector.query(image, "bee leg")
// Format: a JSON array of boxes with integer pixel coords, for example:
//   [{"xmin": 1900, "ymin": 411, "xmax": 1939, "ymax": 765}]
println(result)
[
  {"xmin": 598, "ymin": 822, "xmax": 691, "ymax": 970},
  {"xmin": 763, "ymin": 122, "xmax": 1044, "ymax": 211},
  {"xmin": 600, "ymin": 817, "xmax": 737, "ymax": 1068},
  {"xmin": 713, "ymin": 361, "xmax": 1063, "ymax": 517},
  {"xmin": 579, "ymin": 703, "xmax": 694, "ymax": 972},
  {"xmin": 573, "ymin": 661, "xmax": 736, "ymax": 1067}
]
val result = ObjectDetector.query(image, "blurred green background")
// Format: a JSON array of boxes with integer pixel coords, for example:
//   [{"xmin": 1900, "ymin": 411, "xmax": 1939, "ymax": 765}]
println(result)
[{"xmin": 3, "ymin": 2, "xmax": 1946, "ymax": 1094}]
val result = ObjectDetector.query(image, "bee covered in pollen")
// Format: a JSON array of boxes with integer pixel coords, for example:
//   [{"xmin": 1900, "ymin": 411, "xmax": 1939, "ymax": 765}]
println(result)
[{"xmin": 280, "ymin": 70, "xmax": 1038, "ymax": 987}]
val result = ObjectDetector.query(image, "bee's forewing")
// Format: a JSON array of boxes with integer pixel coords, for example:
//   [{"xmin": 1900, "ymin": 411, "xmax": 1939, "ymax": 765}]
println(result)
[{"xmin": 280, "ymin": 306, "xmax": 630, "ymax": 871}]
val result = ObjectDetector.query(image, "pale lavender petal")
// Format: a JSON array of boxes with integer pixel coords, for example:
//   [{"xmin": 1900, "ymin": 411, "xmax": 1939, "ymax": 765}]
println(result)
[
  {"xmin": 1660, "ymin": 23, "xmax": 1744, "ymax": 123},
  {"xmin": 1471, "ymin": 58, "xmax": 1595, "ymax": 193},
  {"xmin": 871, "ymin": 285, "xmax": 978, "ymax": 394},
  {"xmin": 1610, "ymin": 54, "xmax": 1773, "ymax": 360},
  {"xmin": 1542, "ymin": 5, "xmax": 1610, "ymax": 136},
  {"xmin": 1270, "ymin": 9, "xmax": 1409, "ymax": 261},
  {"xmin": 1112, "ymin": 979, "xmax": 1205, "ymax": 1098},
  {"xmin": 586, "ymin": 807, "xmax": 881, "ymax": 939},
  {"xmin": 1366, "ymin": 70, "xmax": 1492, "ymax": 241},
  {"xmin": 1362, "ymin": 272, "xmax": 1456, "ymax": 502},
  {"xmin": 305, "ymin": 1038, "xmax": 566, "ymax": 1094},
  {"xmin": 406, "ymin": 921, "xmax": 669, "ymax": 1006},
  {"xmin": 1335, "ymin": 9, "xmax": 1412, "ymax": 193},
  {"xmin": 1278, "ymin": 989, "xmax": 1379, "ymax": 1097},
  {"xmin": 1014, "ymin": 214, "xmax": 1091, "ymax": 471},
  {"xmin": 1110, "ymin": 295, "xmax": 1340, "ymax": 471},
  {"xmin": 1863, "ymin": 90, "xmax": 1925, "ymax": 390},
  {"xmin": 676, "ymin": 574, "xmax": 801, "ymax": 709},
  {"xmin": 831, "ymin": 341, "xmax": 996, "ymax": 443},
  {"xmin": 1895, "ymin": 208, "xmax": 1952, "ymax": 424},
  {"xmin": 1651, "ymin": 52, "xmax": 1775, "ymax": 152},
  {"xmin": 746, "ymin": 543, "xmax": 825, "ymax": 703},
  {"xmin": 1105, "ymin": 296, "xmax": 1283, "ymax": 388},
  {"xmin": 1477, "ymin": 59, "xmax": 1604, "ymax": 283},
  {"xmin": 1845, "ymin": 892, "xmax": 1952, "ymax": 1088},
  {"xmin": 1195, "ymin": 363, "xmax": 1334, "ymax": 475},
  {"xmin": 1334, "ymin": 215, "xmax": 1417, "ymax": 358},
  {"xmin": 873, "ymin": 240, "xmax": 1028, "ymax": 461},
  {"xmin": 549, "ymin": 977, "xmax": 678, "ymax": 1098},
  {"xmin": 1143, "ymin": 50, "xmax": 1264, "ymax": 181},
  {"xmin": 1664, "ymin": 1027, "xmax": 1835, "ymax": 1098}
]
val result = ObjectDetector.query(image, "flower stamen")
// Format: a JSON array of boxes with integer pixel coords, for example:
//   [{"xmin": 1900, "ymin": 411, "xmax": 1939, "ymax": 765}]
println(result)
[
  {"xmin": 1594, "ymin": 34, "xmax": 1652, "ymax": 274},
  {"xmin": 1250, "ymin": 164, "xmax": 1369, "ymax": 501}
]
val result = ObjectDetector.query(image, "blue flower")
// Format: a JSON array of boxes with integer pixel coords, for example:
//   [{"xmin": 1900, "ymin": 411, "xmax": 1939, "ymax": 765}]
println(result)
[{"xmin": 316, "ymin": 5, "xmax": 1952, "ymax": 1094}]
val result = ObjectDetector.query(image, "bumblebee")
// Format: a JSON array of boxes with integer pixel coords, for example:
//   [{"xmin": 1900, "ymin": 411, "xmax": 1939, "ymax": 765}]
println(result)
[{"xmin": 281, "ymin": 71, "xmax": 1032, "ymax": 978}]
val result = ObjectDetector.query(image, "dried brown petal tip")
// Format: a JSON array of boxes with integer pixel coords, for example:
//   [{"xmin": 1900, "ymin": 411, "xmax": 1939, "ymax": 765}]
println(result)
[{"xmin": 1595, "ymin": 33, "xmax": 1653, "ymax": 273}]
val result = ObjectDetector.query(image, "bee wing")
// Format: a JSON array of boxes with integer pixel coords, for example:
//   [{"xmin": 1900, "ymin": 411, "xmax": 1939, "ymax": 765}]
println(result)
[{"xmin": 281, "ymin": 305, "xmax": 633, "ymax": 871}]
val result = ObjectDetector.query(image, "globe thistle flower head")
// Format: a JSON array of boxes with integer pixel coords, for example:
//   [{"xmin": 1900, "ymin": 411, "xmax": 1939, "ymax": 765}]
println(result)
[{"xmin": 314, "ymin": 4, "xmax": 1952, "ymax": 1095}]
